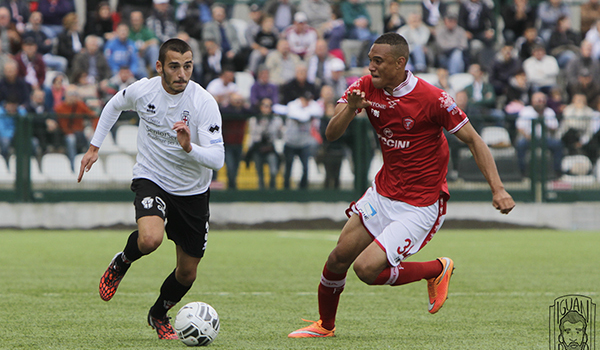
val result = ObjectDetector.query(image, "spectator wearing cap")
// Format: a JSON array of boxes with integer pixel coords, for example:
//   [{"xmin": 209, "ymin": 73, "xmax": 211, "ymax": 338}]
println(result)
[
  {"xmin": 176, "ymin": 0, "xmax": 212, "ymax": 40},
  {"xmin": 146, "ymin": 0, "xmax": 177, "ymax": 43},
  {"xmin": 306, "ymin": 39, "xmax": 343, "ymax": 90},
  {"xmin": 283, "ymin": 12, "xmax": 318, "ymax": 60},
  {"xmin": 247, "ymin": 14, "xmax": 279, "ymax": 75},
  {"xmin": 324, "ymin": 57, "xmax": 347, "ymax": 99},
  {"xmin": 283, "ymin": 89, "xmax": 323, "ymax": 189},
  {"xmin": 522, "ymin": 44, "xmax": 560, "ymax": 95},
  {"xmin": 23, "ymin": 11, "xmax": 68, "ymax": 72},
  {"xmin": 104, "ymin": 23, "xmax": 145, "ymax": 78},
  {"xmin": 250, "ymin": 65, "xmax": 279, "ymax": 111},
  {"xmin": 264, "ymin": 0, "xmax": 297, "ymax": 32},
  {"xmin": 280, "ymin": 63, "xmax": 317, "ymax": 105},
  {"xmin": 15, "ymin": 35, "xmax": 46, "ymax": 89},
  {"xmin": 245, "ymin": 3, "xmax": 265, "ymax": 48},
  {"xmin": 202, "ymin": 3, "xmax": 244, "ymax": 71},
  {"xmin": 567, "ymin": 67, "xmax": 600, "ymax": 107},
  {"xmin": 264, "ymin": 38, "xmax": 302, "ymax": 85},
  {"xmin": 299, "ymin": 0, "xmax": 331, "ymax": 29},
  {"xmin": 434, "ymin": 12, "xmax": 468, "ymax": 75}
]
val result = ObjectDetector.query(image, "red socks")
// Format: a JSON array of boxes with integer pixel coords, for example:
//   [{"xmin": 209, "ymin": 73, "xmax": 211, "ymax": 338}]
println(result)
[
  {"xmin": 318, "ymin": 264, "xmax": 346, "ymax": 331},
  {"xmin": 372, "ymin": 260, "xmax": 442, "ymax": 286}
]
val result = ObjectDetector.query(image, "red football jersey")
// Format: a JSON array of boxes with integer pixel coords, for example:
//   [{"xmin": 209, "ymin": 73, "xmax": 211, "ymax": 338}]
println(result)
[{"xmin": 339, "ymin": 72, "xmax": 469, "ymax": 206}]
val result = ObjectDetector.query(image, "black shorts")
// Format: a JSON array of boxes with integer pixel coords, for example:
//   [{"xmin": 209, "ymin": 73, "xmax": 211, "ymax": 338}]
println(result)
[{"xmin": 131, "ymin": 178, "xmax": 210, "ymax": 258}]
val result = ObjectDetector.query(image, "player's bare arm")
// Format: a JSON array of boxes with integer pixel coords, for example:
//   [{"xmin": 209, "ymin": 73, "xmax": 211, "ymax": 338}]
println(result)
[
  {"xmin": 326, "ymin": 90, "xmax": 371, "ymax": 141},
  {"xmin": 77, "ymin": 145, "xmax": 99, "ymax": 182},
  {"xmin": 454, "ymin": 122, "xmax": 515, "ymax": 214},
  {"xmin": 172, "ymin": 121, "xmax": 192, "ymax": 153}
]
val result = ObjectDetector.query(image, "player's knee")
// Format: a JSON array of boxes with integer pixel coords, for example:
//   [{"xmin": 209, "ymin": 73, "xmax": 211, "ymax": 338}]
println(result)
[
  {"xmin": 353, "ymin": 262, "xmax": 377, "ymax": 285},
  {"xmin": 327, "ymin": 250, "xmax": 353, "ymax": 272},
  {"xmin": 176, "ymin": 268, "xmax": 197, "ymax": 286},
  {"xmin": 137, "ymin": 233, "xmax": 163, "ymax": 253}
]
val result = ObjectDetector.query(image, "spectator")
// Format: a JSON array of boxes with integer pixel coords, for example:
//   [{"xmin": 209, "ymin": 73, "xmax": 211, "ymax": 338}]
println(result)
[
  {"xmin": 283, "ymin": 12, "xmax": 318, "ymax": 60},
  {"xmin": 247, "ymin": 14, "xmax": 279, "ymax": 75},
  {"xmin": 146, "ymin": 0, "xmax": 177, "ymax": 43},
  {"xmin": 47, "ymin": 72, "xmax": 66, "ymax": 108},
  {"xmin": 83, "ymin": 1, "xmax": 115, "ymax": 41},
  {"xmin": 250, "ymin": 65, "xmax": 279, "ymax": 111},
  {"xmin": 559, "ymin": 93, "xmax": 599, "ymax": 156},
  {"xmin": 264, "ymin": 38, "xmax": 302, "ymax": 85},
  {"xmin": 566, "ymin": 68, "xmax": 600, "ymax": 108},
  {"xmin": 320, "ymin": 8, "xmax": 345, "ymax": 57},
  {"xmin": 72, "ymin": 70, "xmax": 102, "ymax": 114},
  {"xmin": 54, "ymin": 84, "xmax": 97, "ymax": 170},
  {"xmin": 23, "ymin": 12, "xmax": 68, "ymax": 72},
  {"xmin": 547, "ymin": 15, "xmax": 580, "ymax": 68},
  {"xmin": 397, "ymin": 12, "xmax": 430, "ymax": 73},
  {"xmin": 0, "ymin": 38, "xmax": 13, "ymax": 81},
  {"xmin": 501, "ymin": 0, "xmax": 536, "ymax": 45},
  {"xmin": 279, "ymin": 63, "xmax": 317, "ymax": 105},
  {"xmin": 515, "ymin": 91, "xmax": 563, "ymax": 176},
  {"xmin": 117, "ymin": 0, "xmax": 153, "ymax": 25},
  {"xmin": 0, "ymin": 95, "xmax": 23, "ymax": 165},
  {"xmin": 299, "ymin": 0, "xmax": 331, "ymax": 29},
  {"xmin": 264, "ymin": 0, "xmax": 297, "ymax": 32},
  {"xmin": 537, "ymin": 0, "xmax": 570, "ymax": 43},
  {"xmin": 547, "ymin": 87, "xmax": 566, "ymax": 118},
  {"xmin": 244, "ymin": 4, "xmax": 265, "ymax": 56},
  {"xmin": 202, "ymin": 3, "xmax": 244, "ymax": 71},
  {"xmin": 457, "ymin": 0, "xmax": 496, "ymax": 70},
  {"xmin": 340, "ymin": 0, "xmax": 377, "ymax": 66},
  {"xmin": 220, "ymin": 92, "xmax": 251, "ymax": 190},
  {"xmin": 384, "ymin": 0, "xmax": 405, "ymax": 33},
  {"xmin": 317, "ymin": 84, "xmax": 347, "ymax": 189},
  {"xmin": 245, "ymin": 97, "xmax": 283, "ymax": 189},
  {"xmin": 462, "ymin": 63, "xmax": 503, "ymax": 131},
  {"xmin": 325, "ymin": 57, "xmax": 348, "ymax": 99},
  {"xmin": 70, "ymin": 34, "xmax": 112, "ymax": 85},
  {"xmin": 1, "ymin": 0, "xmax": 30, "ymax": 33},
  {"xmin": 176, "ymin": 31, "xmax": 203, "ymax": 83},
  {"xmin": 515, "ymin": 25, "xmax": 545, "ymax": 61},
  {"xmin": 522, "ymin": 44, "xmax": 559, "ymax": 95},
  {"xmin": 434, "ymin": 12, "xmax": 468, "ymax": 75},
  {"xmin": 27, "ymin": 88, "xmax": 62, "ymax": 155},
  {"xmin": 201, "ymin": 39, "xmax": 229, "ymax": 87},
  {"xmin": 433, "ymin": 67, "xmax": 456, "ymax": 97},
  {"xmin": 580, "ymin": 0, "xmax": 600, "ymax": 37},
  {"xmin": 206, "ymin": 66, "xmax": 238, "ymax": 106},
  {"xmin": 504, "ymin": 69, "xmax": 531, "ymax": 140},
  {"xmin": 283, "ymin": 91, "xmax": 322, "ymax": 189},
  {"xmin": 421, "ymin": 0, "xmax": 447, "ymax": 28},
  {"xmin": 0, "ymin": 6, "xmax": 20, "ymax": 54},
  {"xmin": 306, "ymin": 38, "xmax": 342, "ymax": 89},
  {"xmin": 14, "ymin": 36, "xmax": 46, "ymax": 90},
  {"xmin": 565, "ymin": 40, "xmax": 600, "ymax": 89},
  {"xmin": 489, "ymin": 44, "xmax": 522, "ymax": 97},
  {"xmin": 104, "ymin": 23, "xmax": 145, "ymax": 78},
  {"xmin": 129, "ymin": 10, "xmax": 159, "ymax": 75},
  {"xmin": 0, "ymin": 59, "xmax": 30, "ymax": 106},
  {"xmin": 176, "ymin": 0, "xmax": 212, "ymax": 40},
  {"xmin": 100, "ymin": 65, "xmax": 137, "ymax": 100},
  {"xmin": 56, "ymin": 12, "xmax": 83, "ymax": 70},
  {"xmin": 585, "ymin": 19, "xmax": 600, "ymax": 59},
  {"xmin": 37, "ymin": 0, "xmax": 75, "ymax": 37}
]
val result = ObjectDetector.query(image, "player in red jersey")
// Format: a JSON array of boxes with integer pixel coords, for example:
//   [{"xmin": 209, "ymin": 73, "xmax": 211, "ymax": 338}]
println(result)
[{"xmin": 288, "ymin": 33, "xmax": 515, "ymax": 338}]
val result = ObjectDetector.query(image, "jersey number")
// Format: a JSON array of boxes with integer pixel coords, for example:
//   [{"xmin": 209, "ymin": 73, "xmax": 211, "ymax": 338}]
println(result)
[{"xmin": 397, "ymin": 239, "xmax": 413, "ymax": 257}]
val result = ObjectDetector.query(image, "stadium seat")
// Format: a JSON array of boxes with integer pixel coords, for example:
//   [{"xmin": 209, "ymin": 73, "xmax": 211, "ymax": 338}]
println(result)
[
  {"xmin": 105, "ymin": 153, "xmax": 135, "ymax": 183},
  {"xmin": 234, "ymin": 71, "xmax": 255, "ymax": 100},
  {"xmin": 229, "ymin": 18, "xmax": 249, "ymax": 47},
  {"xmin": 458, "ymin": 147, "xmax": 522, "ymax": 182},
  {"xmin": 0, "ymin": 158, "xmax": 14, "ymax": 186},
  {"xmin": 448, "ymin": 73, "xmax": 474, "ymax": 92},
  {"xmin": 9, "ymin": 155, "xmax": 46, "ymax": 184},
  {"xmin": 415, "ymin": 73, "xmax": 439, "ymax": 86},
  {"xmin": 561, "ymin": 155, "xmax": 593, "ymax": 176},
  {"xmin": 480, "ymin": 126, "xmax": 512, "ymax": 148},
  {"xmin": 115, "ymin": 125, "xmax": 138, "ymax": 155},
  {"xmin": 40, "ymin": 153, "xmax": 77, "ymax": 183},
  {"xmin": 97, "ymin": 132, "xmax": 121, "ymax": 156}
]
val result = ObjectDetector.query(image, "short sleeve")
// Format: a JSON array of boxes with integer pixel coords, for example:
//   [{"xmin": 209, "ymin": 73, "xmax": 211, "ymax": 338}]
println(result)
[{"xmin": 433, "ymin": 90, "xmax": 469, "ymax": 134}]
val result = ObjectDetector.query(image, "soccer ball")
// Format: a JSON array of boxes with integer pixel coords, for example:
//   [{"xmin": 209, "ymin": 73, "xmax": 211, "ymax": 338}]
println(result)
[{"xmin": 174, "ymin": 302, "xmax": 220, "ymax": 346}]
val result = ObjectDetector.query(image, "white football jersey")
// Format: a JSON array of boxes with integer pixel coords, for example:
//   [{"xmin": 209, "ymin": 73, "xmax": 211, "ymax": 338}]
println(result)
[{"xmin": 91, "ymin": 77, "xmax": 224, "ymax": 195}]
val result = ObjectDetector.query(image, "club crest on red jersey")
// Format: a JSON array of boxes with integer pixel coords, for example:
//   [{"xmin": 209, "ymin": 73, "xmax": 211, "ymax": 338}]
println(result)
[{"xmin": 402, "ymin": 117, "xmax": 415, "ymax": 131}]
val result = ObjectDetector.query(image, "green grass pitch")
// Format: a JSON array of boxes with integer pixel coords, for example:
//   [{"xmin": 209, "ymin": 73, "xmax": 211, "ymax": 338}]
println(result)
[{"xmin": 0, "ymin": 228, "xmax": 598, "ymax": 349}]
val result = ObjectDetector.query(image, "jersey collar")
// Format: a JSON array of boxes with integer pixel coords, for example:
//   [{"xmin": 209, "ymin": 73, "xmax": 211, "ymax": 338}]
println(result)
[{"xmin": 383, "ymin": 70, "xmax": 417, "ymax": 98}]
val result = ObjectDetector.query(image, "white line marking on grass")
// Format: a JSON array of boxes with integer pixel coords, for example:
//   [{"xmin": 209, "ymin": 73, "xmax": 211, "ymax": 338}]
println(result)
[{"xmin": 276, "ymin": 232, "xmax": 339, "ymax": 241}]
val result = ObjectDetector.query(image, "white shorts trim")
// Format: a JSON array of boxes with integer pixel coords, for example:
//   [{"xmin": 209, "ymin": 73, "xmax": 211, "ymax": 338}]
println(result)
[{"xmin": 347, "ymin": 186, "xmax": 447, "ymax": 266}]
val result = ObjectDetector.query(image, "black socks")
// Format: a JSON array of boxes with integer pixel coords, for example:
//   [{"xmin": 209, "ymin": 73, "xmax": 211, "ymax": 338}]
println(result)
[{"xmin": 150, "ymin": 269, "xmax": 193, "ymax": 319}]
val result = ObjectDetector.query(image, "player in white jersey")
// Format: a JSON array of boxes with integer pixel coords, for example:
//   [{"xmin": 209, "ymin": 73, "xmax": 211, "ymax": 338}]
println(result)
[{"xmin": 77, "ymin": 39, "xmax": 224, "ymax": 340}]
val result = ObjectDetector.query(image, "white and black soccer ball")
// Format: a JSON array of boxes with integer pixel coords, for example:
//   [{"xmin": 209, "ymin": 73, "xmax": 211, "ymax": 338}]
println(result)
[{"xmin": 174, "ymin": 302, "xmax": 220, "ymax": 346}]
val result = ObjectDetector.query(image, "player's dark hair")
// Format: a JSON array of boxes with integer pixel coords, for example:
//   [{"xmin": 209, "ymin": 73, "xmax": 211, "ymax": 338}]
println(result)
[
  {"xmin": 374, "ymin": 32, "xmax": 409, "ymax": 60},
  {"xmin": 158, "ymin": 38, "xmax": 192, "ymax": 65}
]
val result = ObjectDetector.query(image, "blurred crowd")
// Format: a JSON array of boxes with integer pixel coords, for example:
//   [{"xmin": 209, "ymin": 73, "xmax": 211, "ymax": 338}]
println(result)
[{"xmin": 1, "ymin": 0, "xmax": 600, "ymax": 189}]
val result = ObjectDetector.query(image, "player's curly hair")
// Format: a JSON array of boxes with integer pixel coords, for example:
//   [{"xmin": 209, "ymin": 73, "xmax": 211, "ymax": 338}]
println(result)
[
  {"xmin": 374, "ymin": 33, "xmax": 409, "ymax": 61},
  {"xmin": 158, "ymin": 39, "xmax": 193, "ymax": 65}
]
